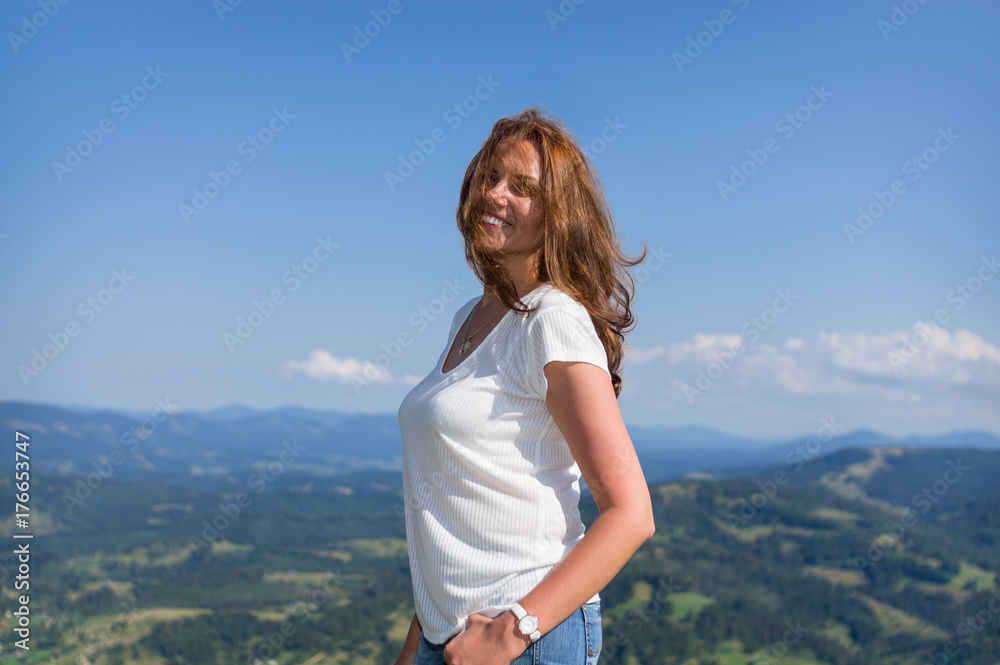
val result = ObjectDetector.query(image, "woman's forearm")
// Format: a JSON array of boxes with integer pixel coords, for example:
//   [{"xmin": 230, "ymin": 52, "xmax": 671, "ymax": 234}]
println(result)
[{"xmin": 507, "ymin": 503, "xmax": 654, "ymax": 643}]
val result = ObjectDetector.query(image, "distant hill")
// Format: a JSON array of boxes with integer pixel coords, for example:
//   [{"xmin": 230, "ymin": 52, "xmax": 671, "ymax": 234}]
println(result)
[
  {"xmin": 2, "ymin": 401, "xmax": 998, "ymax": 489},
  {"xmin": 196, "ymin": 404, "xmax": 357, "ymax": 428},
  {"xmin": 787, "ymin": 445, "xmax": 1000, "ymax": 511},
  {"xmin": 0, "ymin": 401, "xmax": 404, "ymax": 488}
]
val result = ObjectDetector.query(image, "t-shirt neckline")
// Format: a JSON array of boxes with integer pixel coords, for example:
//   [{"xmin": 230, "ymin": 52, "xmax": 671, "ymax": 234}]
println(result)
[{"xmin": 438, "ymin": 283, "xmax": 551, "ymax": 376}]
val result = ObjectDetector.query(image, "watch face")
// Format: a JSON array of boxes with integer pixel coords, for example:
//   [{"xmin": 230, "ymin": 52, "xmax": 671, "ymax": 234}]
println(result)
[{"xmin": 520, "ymin": 615, "xmax": 538, "ymax": 634}]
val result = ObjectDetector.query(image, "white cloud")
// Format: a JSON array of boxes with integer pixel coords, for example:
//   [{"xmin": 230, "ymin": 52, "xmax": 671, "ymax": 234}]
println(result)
[
  {"xmin": 819, "ymin": 325, "xmax": 1000, "ymax": 385},
  {"xmin": 280, "ymin": 350, "xmax": 420, "ymax": 386},
  {"xmin": 626, "ymin": 325, "xmax": 1000, "ymax": 401},
  {"xmin": 626, "ymin": 344, "xmax": 665, "ymax": 364}
]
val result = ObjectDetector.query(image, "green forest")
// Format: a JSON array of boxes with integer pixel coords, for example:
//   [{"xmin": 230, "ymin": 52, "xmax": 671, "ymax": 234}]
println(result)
[{"xmin": 2, "ymin": 446, "xmax": 998, "ymax": 664}]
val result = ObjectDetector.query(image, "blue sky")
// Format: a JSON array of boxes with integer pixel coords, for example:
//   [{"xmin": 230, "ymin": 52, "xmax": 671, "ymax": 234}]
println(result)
[{"xmin": 2, "ymin": 0, "xmax": 997, "ymax": 440}]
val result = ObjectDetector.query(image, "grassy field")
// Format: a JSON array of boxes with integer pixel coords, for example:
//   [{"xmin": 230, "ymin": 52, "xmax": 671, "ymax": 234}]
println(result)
[{"xmin": 5, "ymin": 451, "xmax": 999, "ymax": 665}]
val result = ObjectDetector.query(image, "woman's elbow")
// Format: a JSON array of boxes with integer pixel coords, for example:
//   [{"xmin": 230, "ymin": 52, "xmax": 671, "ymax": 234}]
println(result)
[
  {"xmin": 630, "ymin": 492, "xmax": 656, "ymax": 543},
  {"xmin": 640, "ymin": 504, "xmax": 656, "ymax": 542}
]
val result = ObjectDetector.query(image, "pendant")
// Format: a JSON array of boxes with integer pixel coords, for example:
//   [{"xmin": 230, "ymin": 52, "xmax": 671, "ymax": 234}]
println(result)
[{"xmin": 459, "ymin": 338, "xmax": 471, "ymax": 354}]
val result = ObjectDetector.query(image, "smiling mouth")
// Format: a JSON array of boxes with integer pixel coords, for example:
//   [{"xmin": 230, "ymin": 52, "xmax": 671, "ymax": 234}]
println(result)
[{"xmin": 482, "ymin": 214, "xmax": 511, "ymax": 228}]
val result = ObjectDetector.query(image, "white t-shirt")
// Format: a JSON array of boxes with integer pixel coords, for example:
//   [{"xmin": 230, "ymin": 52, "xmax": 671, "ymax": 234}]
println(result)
[{"xmin": 397, "ymin": 282, "xmax": 608, "ymax": 644}]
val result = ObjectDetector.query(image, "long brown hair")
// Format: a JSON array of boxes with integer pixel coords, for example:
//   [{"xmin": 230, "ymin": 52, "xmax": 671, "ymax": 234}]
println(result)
[{"xmin": 456, "ymin": 106, "xmax": 646, "ymax": 398}]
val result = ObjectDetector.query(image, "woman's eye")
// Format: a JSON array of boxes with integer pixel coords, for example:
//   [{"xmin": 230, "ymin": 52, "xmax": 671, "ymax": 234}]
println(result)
[{"xmin": 512, "ymin": 180, "xmax": 534, "ymax": 197}]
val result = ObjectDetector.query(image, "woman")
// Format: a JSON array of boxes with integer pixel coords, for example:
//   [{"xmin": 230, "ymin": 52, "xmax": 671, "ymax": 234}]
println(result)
[{"xmin": 394, "ymin": 107, "xmax": 654, "ymax": 665}]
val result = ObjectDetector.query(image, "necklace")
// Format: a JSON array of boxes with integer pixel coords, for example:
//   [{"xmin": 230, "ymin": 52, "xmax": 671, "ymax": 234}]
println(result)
[{"xmin": 458, "ymin": 299, "xmax": 505, "ymax": 355}]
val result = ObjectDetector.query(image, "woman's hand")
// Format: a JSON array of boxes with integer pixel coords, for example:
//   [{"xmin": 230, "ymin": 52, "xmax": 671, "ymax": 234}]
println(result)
[{"xmin": 442, "ymin": 611, "xmax": 530, "ymax": 665}]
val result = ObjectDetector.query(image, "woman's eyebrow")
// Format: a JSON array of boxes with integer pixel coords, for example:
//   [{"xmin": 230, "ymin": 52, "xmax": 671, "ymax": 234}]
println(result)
[
  {"xmin": 488, "ymin": 166, "xmax": 537, "ymax": 182},
  {"xmin": 507, "ymin": 168, "xmax": 538, "ymax": 181}
]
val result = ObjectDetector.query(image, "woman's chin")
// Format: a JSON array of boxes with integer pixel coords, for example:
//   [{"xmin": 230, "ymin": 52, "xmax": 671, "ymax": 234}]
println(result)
[{"xmin": 480, "ymin": 238, "xmax": 507, "ymax": 255}]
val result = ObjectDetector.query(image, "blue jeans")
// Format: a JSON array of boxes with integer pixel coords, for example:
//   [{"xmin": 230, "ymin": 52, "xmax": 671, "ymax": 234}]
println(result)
[{"xmin": 415, "ymin": 601, "xmax": 602, "ymax": 665}]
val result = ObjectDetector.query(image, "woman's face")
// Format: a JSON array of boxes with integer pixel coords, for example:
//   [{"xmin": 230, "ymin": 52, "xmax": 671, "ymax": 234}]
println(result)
[{"xmin": 480, "ymin": 140, "xmax": 544, "ymax": 262}]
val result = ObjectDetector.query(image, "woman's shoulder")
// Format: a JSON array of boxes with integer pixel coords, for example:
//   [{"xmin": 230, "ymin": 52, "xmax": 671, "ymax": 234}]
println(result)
[
  {"xmin": 517, "ymin": 283, "xmax": 609, "ymax": 382},
  {"xmin": 517, "ymin": 283, "xmax": 595, "ymax": 334}
]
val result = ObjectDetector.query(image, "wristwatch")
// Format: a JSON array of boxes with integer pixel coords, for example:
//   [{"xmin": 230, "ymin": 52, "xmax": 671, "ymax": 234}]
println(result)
[{"xmin": 509, "ymin": 603, "xmax": 541, "ymax": 643}]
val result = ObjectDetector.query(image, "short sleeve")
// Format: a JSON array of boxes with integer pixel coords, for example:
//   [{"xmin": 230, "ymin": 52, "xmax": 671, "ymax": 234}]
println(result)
[{"xmin": 524, "ymin": 304, "xmax": 611, "ymax": 400}]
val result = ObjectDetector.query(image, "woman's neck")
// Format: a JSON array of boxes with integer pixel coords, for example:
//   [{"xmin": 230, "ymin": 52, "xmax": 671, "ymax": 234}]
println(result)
[
  {"xmin": 483, "ymin": 275, "xmax": 544, "ymax": 306},
  {"xmin": 483, "ymin": 251, "xmax": 545, "ymax": 305}
]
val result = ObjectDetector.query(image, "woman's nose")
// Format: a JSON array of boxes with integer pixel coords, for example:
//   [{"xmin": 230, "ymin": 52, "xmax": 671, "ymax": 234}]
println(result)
[{"xmin": 488, "ymin": 180, "xmax": 507, "ymax": 204}]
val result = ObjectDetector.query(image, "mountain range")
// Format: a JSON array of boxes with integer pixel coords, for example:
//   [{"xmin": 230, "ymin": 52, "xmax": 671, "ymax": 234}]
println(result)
[{"xmin": 2, "ymin": 400, "xmax": 998, "ymax": 489}]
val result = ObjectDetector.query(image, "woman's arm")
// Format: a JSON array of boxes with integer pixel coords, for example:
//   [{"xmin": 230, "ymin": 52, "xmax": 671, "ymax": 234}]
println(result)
[
  {"xmin": 392, "ymin": 612, "xmax": 422, "ymax": 665},
  {"xmin": 443, "ymin": 360, "xmax": 656, "ymax": 664}
]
